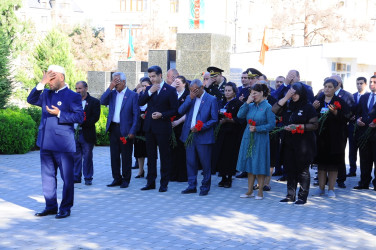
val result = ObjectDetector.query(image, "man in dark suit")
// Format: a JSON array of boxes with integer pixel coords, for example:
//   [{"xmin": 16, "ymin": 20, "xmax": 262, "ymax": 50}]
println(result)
[
  {"xmin": 347, "ymin": 77, "xmax": 368, "ymax": 177},
  {"xmin": 138, "ymin": 66, "xmax": 178, "ymax": 192},
  {"xmin": 101, "ymin": 72, "xmax": 139, "ymax": 189},
  {"xmin": 354, "ymin": 75, "xmax": 376, "ymax": 190},
  {"xmin": 179, "ymin": 79, "xmax": 218, "ymax": 196},
  {"xmin": 27, "ymin": 65, "xmax": 84, "ymax": 219},
  {"xmin": 271, "ymin": 69, "xmax": 315, "ymax": 103},
  {"xmin": 73, "ymin": 81, "xmax": 100, "ymax": 186}
]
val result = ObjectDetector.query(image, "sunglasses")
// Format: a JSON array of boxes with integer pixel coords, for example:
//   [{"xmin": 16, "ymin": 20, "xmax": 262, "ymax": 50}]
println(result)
[
  {"xmin": 241, "ymin": 77, "xmax": 250, "ymax": 79},
  {"xmin": 276, "ymin": 81, "xmax": 284, "ymax": 83}
]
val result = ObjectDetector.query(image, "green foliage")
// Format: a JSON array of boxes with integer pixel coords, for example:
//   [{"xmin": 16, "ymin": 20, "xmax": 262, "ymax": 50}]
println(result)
[
  {"xmin": 0, "ymin": 109, "xmax": 36, "ymax": 154},
  {"xmin": 96, "ymin": 105, "xmax": 110, "ymax": 146},
  {"xmin": 32, "ymin": 29, "xmax": 86, "ymax": 89},
  {"xmin": 0, "ymin": 0, "xmax": 22, "ymax": 49},
  {"xmin": 0, "ymin": 30, "xmax": 11, "ymax": 109}
]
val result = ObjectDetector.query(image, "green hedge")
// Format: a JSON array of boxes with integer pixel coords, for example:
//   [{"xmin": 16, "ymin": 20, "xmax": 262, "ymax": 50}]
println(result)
[
  {"xmin": 96, "ymin": 106, "xmax": 110, "ymax": 146},
  {"xmin": 0, "ymin": 109, "xmax": 36, "ymax": 154}
]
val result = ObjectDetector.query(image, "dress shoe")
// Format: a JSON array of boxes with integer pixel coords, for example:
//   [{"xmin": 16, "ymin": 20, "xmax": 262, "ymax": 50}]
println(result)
[
  {"xmin": 263, "ymin": 185, "xmax": 271, "ymax": 191},
  {"xmin": 181, "ymin": 188, "xmax": 197, "ymax": 194},
  {"xmin": 159, "ymin": 186, "xmax": 168, "ymax": 192},
  {"xmin": 236, "ymin": 172, "xmax": 248, "ymax": 178},
  {"xmin": 218, "ymin": 179, "xmax": 226, "ymax": 187},
  {"xmin": 346, "ymin": 172, "xmax": 356, "ymax": 177},
  {"xmin": 140, "ymin": 184, "xmax": 156, "ymax": 190},
  {"xmin": 223, "ymin": 181, "xmax": 232, "ymax": 188},
  {"xmin": 84, "ymin": 180, "xmax": 92, "ymax": 185},
  {"xmin": 135, "ymin": 172, "xmax": 144, "ymax": 178},
  {"xmin": 120, "ymin": 182, "xmax": 129, "ymax": 188},
  {"xmin": 35, "ymin": 209, "xmax": 57, "ymax": 217},
  {"xmin": 277, "ymin": 176, "xmax": 287, "ymax": 182},
  {"xmin": 313, "ymin": 180, "xmax": 319, "ymax": 186},
  {"xmin": 353, "ymin": 185, "xmax": 369, "ymax": 190},
  {"xmin": 199, "ymin": 190, "xmax": 209, "ymax": 196},
  {"xmin": 337, "ymin": 182, "xmax": 346, "ymax": 188},
  {"xmin": 74, "ymin": 179, "xmax": 81, "ymax": 184},
  {"xmin": 294, "ymin": 199, "xmax": 306, "ymax": 205},
  {"xmin": 131, "ymin": 166, "xmax": 138, "ymax": 169},
  {"xmin": 280, "ymin": 198, "xmax": 295, "ymax": 203},
  {"xmin": 55, "ymin": 210, "xmax": 70, "ymax": 219},
  {"xmin": 107, "ymin": 180, "xmax": 122, "ymax": 187}
]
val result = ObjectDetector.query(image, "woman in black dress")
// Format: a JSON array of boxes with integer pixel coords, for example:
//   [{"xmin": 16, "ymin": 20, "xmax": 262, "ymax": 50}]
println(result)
[
  {"xmin": 214, "ymin": 82, "xmax": 245, "ymax": 188},
  {"xmin": 134, "ymin": 77, "xmax": 151, "ymax": 178},
  {"xmin": 272, "ymin": 82, "xmax": 318, "ymax": 204},
  {"xmin": 170, "ymin": 76, "xmax": 190, "ymax": 182},
  {"xmin": 312, "ymin": 78, "xmax": 350, "ymax": 198}
]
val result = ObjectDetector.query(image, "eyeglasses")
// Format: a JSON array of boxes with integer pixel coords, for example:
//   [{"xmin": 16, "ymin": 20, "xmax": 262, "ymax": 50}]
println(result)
[
  {"xmin": 241, "ymin": 77, "xmax": 250, "ymax": 79},
  {"xmin": 276, "ymin": 81, "xmax": 284, "ymax": 83}
]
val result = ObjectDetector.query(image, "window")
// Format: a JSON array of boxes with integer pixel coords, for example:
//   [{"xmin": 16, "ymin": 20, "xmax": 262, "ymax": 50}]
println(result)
[
  {"xmin": 170, "ymin": 0, "xmax": 179, "ymax": 13},
  {"xmin": 115, "ymin": 24, "xmax": 141, "ymax": 39},
  {"xmin": 120, "ymin": 0, "xmax": 144, "ymax": 12},
  {"xmin": 331, "ymin": 62, "xmax": 351, "ymax": 82}
]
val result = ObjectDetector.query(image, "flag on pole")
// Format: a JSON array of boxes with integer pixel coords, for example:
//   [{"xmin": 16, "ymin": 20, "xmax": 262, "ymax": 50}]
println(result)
[
  {"xmin": 127, "ymin": 24, "xmax": 135, "ymax": 59},
  {"xmin": 259, "ymin": 28, "xmax": 269, "ymax": 65}
]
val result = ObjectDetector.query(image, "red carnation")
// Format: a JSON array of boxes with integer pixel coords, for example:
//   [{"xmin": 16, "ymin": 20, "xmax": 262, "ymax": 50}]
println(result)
[
  {"xmin": 224, "ymin": 112, "xmax": 233, "ymax": 119},
  {"xmin": 373, "ymin": 118, "xmax": 376, "ymax": 124},
  {"xmin": 291, "ymin": 129, "xmax": 297, "ymax": 134},
  {"xmin": 120, "ymin": 137, "xmax": 127, "ymax": 145},
  {"xmin": 252, "ymin": 121, "xmax": 256, "ymax": 126},
  {"xmin": 83, "ymin": 112, "xmax": 87, "ymax": 121},
  {"xmin": 195, "ymin": 120, "xmax": 204, "ymax": 131},
  {"xmin": 334, "ymin": 101, "xmax": 342, "ymax": 110},
  {"xmin": 170, "ymin": 116, "xmax": 176, "ymax": 122}
]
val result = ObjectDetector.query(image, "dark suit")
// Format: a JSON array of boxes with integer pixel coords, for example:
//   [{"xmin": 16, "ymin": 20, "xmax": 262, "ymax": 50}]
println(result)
[
  {"xmin": 356, "ymin": 93, "xmax": 376, "ymax": 188},
  {"xmin": 27, "ymin": 86, "xmax": 84, "ymax": 213},
  {"xmin": 101, "ymin": 87, "xmax": 139, "ymax": 184},
  {"xmin": 179, "ymin": 92, "xmax": 218, "ymax": 193},
  {"xmin": 272, "ymin": 83, "xmax": 315, "ymax": 103},
  {"xmin": 138, "ymin": 82, "xmax": 178, "ymax": 188},
  {"xmin": 73, "ymin": 93, "xmax": 100, "ymax": 182}
]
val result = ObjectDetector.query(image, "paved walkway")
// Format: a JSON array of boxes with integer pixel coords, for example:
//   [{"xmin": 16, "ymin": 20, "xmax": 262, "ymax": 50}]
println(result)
[{"xmin": 0, "ymin": 146, "xmax": 375, "ymax": 249}]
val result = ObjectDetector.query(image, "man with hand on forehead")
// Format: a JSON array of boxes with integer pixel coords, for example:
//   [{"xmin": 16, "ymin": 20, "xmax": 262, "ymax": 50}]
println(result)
[
  {"xmin": 27, "ymin": 65, "xmax": 84, "ymax": 219},
  {"xmin": 204, "ymin": 66, "xmax": 226, "ymax": 102}
]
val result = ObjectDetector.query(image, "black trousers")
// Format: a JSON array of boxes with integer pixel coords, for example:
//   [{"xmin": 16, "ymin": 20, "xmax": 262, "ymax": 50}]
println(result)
[
  {"xmin": 109, "ymin": 123, "xmax": 133, "ymax": 183},
  {"xmin": 286, "ymin": 166, "xmax": 311, "ymax": 202},
  {"xmin": 359, "ymin": 139, "xmax": 376, "ymax": 187},
  {"xmin": 145, "ymin": 132, "xmax": 172, "ymax": 187}
]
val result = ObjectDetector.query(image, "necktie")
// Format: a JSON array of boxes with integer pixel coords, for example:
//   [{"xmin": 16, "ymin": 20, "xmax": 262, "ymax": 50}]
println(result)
[{"xmin": 369, "ymin": 93, "xmax": 375, "ymax": 111}]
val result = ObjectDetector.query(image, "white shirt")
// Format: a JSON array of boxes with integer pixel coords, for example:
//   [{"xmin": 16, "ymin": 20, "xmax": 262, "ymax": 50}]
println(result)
[
  {"xmin": 191, "ymin": 92, "xmax": 205, "ymax": 128},
  {"xmin": 74, "ymin": 99, "xmax": 86, "ymax": 129},
  {"xmin": 335, "ymin": 88, "xmax": 341, "ymax": 96},
  {"xmin": 148, "ymin": 81, "xmax": 165, "ymax": 96},
  {"xmin": 112, "ymin": 87, "xmax": 127, "ymax": 123},
  {"xmin": 177, "ymin": 89, "xmax": 185, "ymax": 99}
]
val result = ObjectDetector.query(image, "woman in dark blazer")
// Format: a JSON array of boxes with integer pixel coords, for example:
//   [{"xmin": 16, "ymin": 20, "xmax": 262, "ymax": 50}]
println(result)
[
  {"xmin": 170, "ymin": 76, "xmax": 190, "ymax": 182},
  {"xmin": 272, "ymin": 82, "xmax": 318, "ymax": 205}
]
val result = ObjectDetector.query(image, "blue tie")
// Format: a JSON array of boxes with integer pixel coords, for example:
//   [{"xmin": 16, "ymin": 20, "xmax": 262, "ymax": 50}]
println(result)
[{"xmin": 369, "ymin": 93, "xmax": 375, "ymax": 111}]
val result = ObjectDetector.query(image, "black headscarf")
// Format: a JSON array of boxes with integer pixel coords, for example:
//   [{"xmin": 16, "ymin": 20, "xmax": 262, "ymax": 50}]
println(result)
[{"xmin": 288, "ymin": 82, "xmax": 308, "ymax": 111}]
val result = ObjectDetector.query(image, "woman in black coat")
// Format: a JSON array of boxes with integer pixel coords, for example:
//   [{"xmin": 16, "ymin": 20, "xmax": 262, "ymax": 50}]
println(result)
[
  {"xmin": 272, "ymin": 82, "xmax": 318, "ymax": 205},
  {"xmin": 312, "ymin": 78, "xmax": 351, "ymax": 198}
]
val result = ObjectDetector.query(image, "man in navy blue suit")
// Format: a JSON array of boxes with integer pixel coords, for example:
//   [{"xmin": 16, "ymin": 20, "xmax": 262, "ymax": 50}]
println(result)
[
  {"xmin": 271, "ymin": 70, "xmax": 315, "ymax": 103},
  {"xmin": 347, "ymin": 77, "xmax": 368, "ymax": 177},
  {"xmin": 179, "ymin": 79, "xmax": 218, "ymax": 196},
  {"xmin": 354, "ymin": 75, "xmax": 376, "ymax": 190},
  {"xmin": 73, "ymin": 81, "xmax": 101, "ymax": 186},
  {"xmin": 101, "ymin": 72, "xmax": 139, "ymax": 189},
  {"xmin": 138, "ymin": 66, "xmax": 178, "ymax": 192},
  {"xmin": 27, "ymin": 65, "xmax": 84, "ymax": 219}
]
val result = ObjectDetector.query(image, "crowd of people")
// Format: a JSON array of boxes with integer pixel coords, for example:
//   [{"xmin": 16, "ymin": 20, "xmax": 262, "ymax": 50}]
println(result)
[{"xmin": 28, "ymin": 64, "xmax": 376, "ymax": 219}]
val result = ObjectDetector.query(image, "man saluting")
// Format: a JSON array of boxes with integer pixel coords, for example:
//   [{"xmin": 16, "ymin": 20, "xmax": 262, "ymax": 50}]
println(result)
[{"xmin": 27, "ymin": 65, "xmax": 84, "ymax": 219}]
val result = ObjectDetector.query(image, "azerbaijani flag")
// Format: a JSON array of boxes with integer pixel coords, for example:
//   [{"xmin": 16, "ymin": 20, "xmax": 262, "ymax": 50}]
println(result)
[{"xmin": 127, "ymin": 24, "xmax": 135, "ymax": 59}]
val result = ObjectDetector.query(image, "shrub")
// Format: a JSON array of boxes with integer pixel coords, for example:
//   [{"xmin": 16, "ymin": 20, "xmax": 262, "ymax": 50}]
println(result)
[
  {"xmin": 0, "ymin": 109, "xmax": 36, "ymax": 154},
  {"xmin": 22, "ymin": 106, "xmax": 41, "ymax": 148},
  {"xmin": 96, "ymin": 106, "xmax": 110, "ymax": 146}
]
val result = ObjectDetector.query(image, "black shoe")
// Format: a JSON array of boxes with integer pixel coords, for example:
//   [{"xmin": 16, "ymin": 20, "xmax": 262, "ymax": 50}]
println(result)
[
  {"xmin": 263, "ymin": 185, "xmax": 271, "ymax": 191},
  {"xmin": 346, "ymin": 172, "xmax": 356, "ymax": 177},
  {"xmin": 277, "ymin": 176, "xmax": 287, "ymax": 182},
  {"xmin": 120, "ymin": 181, "xmax": 129, "ymax": 188},
  {"xmin": 294, "ymin": 199, "xmax": 306, "ymax": 205},
  {"xmin": 280, "ymin": 198, "xmax": 295, "ymax": 203},
  {"xmin": 131, "ymin": 166, "xmax": 138, "ymax": 169},
  {"xmin": 84, "ymin": 180, "xmax": 92, "ymax": 185},
  {"xmin": 35, "ymin": 209, "xmax": 58, "ymax": 217},
  {"xmin": 107, "ymin": 180, "xmax": 122, "ymax": 187},
  {"xmin": 353, "ymin": 185, "xmax": 369, "ymax": 190},
  {"xmin": 337, "ymin": 182, "xmax": 346, "ymax": 188},
  {"xmin": 55, "ymin": 210, "xmax": 70, "ymax": 219},
  {"xmin": 314, "ymin": 176, "xmax": 318, "ymax": 181},
  {"xmin": 159, "ymin": 186, "xmax": 168, "ymax": 192},
  {"xmin": 313, "ymin": 180, "xmax": 319, "ymax": 186},
  {"xmin": 135, "ymin": 172, "xmax": 144, "ymax": 178},
  {"xmin": 223, "ymin": 181, "xmax": 232, "ymax": 188},
  {"xmin": 218, "ymin": 178, "xmax": 226, "ymax": 187},
  {"xmin": 74, "ymin": 179, "xmax": 81, "ymax": 184},
  {"xmin": 141, "ymin": 184, "xmax": 156, "ymax": 190},
  {"xmin": 181, "ymin": 188, "xmax": 197, "ymax": 194},
  {"xmin": 272, "ymin": 171, "xmax": 283, "ymax": 176},
  {"xmin": 236, "ymin": 172, "xmax": 247, "ymax": 178},
  {"xmin": 199, "ymin": 190, "xmax": 209, "ymax": 196}
]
